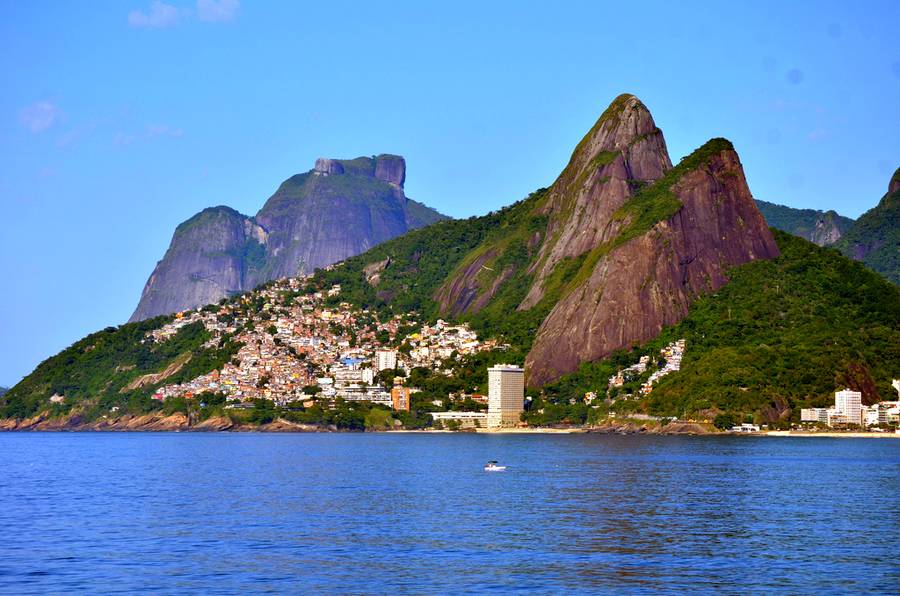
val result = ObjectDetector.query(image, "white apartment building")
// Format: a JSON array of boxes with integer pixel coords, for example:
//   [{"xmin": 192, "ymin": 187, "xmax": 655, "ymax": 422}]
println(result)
[
  {"xmin": 835, "ymin": 389, "xmax": 862, "ymax": 425},
  {"xmin": 430, "ymin": 411, "xmax": 488, "ymax": 429},
  {"xmin": 487, "ymin": 364, "xmax": 525, "ymax": 428},
  {"xmin": 800, "ymin": 408, "xmax": 829, "ymax": 423},
  {"xmin": 376, "ymin": 349, "xmax": 397, "ymax": 372}
]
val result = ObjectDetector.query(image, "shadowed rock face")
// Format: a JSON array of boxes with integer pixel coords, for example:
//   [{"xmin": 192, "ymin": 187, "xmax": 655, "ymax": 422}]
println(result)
[
  {"xmin": 130, "ymin": 155, "xmax": 446, "ymax": 322},
  {"xmin": 526, "ymin": 147, "xmax": 779, "ymax": 386}
]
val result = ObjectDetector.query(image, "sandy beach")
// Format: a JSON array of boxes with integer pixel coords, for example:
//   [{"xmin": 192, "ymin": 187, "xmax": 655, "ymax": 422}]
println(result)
[{"xmin": 766, "ymin": 431, "xmax": 900, "ymax": 439}]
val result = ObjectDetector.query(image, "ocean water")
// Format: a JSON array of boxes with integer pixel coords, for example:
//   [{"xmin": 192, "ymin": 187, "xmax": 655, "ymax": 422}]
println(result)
[{"xmin": 0, "ymin": 433, "xmax": 897, "ymax": 594}]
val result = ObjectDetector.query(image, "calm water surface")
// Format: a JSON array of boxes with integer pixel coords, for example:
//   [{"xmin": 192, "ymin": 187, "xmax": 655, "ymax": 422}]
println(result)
[{"xmin": 0, "ymin": 433, "xmax": 897, "ymax": 594}]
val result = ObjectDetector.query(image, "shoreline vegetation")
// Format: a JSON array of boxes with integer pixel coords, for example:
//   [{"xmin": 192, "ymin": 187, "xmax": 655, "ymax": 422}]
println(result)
[{"xmin": 2, "ymin": 413, "xmax": 898, "ymax": 437}]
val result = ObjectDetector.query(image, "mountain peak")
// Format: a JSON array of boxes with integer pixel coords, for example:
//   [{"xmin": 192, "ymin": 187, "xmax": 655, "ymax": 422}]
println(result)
[
  {"xmin": 890, "ymin": 166, "xmax": 900, "ymax": 195},
  {"xmin": 313, "ymin": 154, "xmax": 406, "ymax": 189},
  {"xmin": 130, "ymin": 153, "xmax": 442, "ymax": 321},
  {"xmin": 564, "ymin": 93, "xmax": 666, "ymax": 181},
  {"xmin": 517, "ymin": 94, "xmax": 672, "ymax": 308}
]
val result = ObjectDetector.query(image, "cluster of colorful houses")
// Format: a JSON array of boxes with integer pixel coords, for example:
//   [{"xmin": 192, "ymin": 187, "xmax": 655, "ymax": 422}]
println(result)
[
  {"xmin": 148, "ymin": 278, "xmax": 499, "ymax": 413},
  {"xmin": 142, "ymin": 276, "xmax": 899, "ymax": 432},
  {"xmin": 608, "ymin": 339, "xmax": 686, "ymax": 397}
]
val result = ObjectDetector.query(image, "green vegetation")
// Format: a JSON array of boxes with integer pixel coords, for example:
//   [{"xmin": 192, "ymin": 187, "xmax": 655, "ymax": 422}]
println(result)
[
  {"xmin": 535, "ymin": 231, "xmax": 900, "ymax": 426},
  {"xmin": 1, "ymin": 318, "xmax": 241, "ymax": 420},
  {"xmin": 755, "ymin": 199, "xmax": 854, "ymax": 243},
  {"xmin": 173, "ymin": 205, "xmax": 248, "ymax": 237},
  {"xmin": 832, "ymin": 176, "xmax": 899, "ymax": 284}
]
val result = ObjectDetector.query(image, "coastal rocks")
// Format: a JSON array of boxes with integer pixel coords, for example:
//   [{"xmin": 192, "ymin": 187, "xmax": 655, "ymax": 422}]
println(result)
[
  {"xmin": 0, "ymin": 412, "xmax": 332, "ymax": 432},
  {"xmin": 192, "ymin": 416, "xmax": 234, "ymax": 431},
  {"xmin": 254, "ymin": 418, "xmax": 323, "ymax": 432},
  {"xmin": 585, "ymin": 421, "xmax": 713, "ymax": 434}
]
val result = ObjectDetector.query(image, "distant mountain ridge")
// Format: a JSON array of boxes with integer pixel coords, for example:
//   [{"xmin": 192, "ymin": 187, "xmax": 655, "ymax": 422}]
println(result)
[
  {"xmin": 754, "ymin": 199, "xmax": 854, "ymax": 246},
  {"xmin": 130, "ymin": 155, "xmax": 446, "ymax": 322},
  {"xmin": 832, "ymin": 168, "xmax": 900, "ymax": 284}
]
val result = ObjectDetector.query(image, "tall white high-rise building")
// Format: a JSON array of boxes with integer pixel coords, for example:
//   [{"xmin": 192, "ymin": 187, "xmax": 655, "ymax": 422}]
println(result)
[
  {"xmin": 834, "ymin": 388, "xmax": 862, "ymax": 425},
  {"xmin": 487, "ymin": 364, "xmax": 525, "ymax": 428},
  {"xmin": 375, "ymin": 349, "xmax": 397, "ymax": 372}
]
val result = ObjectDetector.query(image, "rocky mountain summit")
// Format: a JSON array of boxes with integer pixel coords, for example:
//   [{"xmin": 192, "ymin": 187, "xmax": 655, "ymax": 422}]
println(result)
[
  {"xmin": 130, "ymin": 155, "xmax": 446, "ymax": 322},
  {"xmin": 430, "ymin": 94, "xmax": 778, "ymax": 385}
]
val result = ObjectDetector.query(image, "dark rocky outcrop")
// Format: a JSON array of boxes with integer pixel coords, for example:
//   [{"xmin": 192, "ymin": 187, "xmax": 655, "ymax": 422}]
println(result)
[{"xmin": 130, "ymin": 155, "xmax": 446, "ymax": 321}]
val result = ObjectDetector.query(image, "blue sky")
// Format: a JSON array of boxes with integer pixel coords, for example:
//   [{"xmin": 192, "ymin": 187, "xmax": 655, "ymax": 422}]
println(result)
[{"xmin": 1, "ymin": 0, "xmax": 898, "ymax": 385}]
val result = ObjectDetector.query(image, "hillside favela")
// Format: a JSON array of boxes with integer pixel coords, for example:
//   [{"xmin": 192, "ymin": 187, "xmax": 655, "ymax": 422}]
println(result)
[{"xmin": 1, "ymin": 1, "xmax": 898, "ymax": 594}]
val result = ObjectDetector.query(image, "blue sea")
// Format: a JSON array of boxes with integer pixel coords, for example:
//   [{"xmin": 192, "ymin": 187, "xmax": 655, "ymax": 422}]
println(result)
[{"xmin": 0, "ymin": 433, "xmax": 898, "ymax": 594}]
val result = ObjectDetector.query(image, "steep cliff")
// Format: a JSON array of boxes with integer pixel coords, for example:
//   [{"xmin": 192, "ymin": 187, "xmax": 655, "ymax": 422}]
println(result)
[
  {"xmin": 754, "ymin": 200, "xmax": 853, "ymax": 246},
  {"xmin": 430, "ymin": 94, "xmax": 777, "ymax": 385},
  {"xmin": 253, "ymin": 155, "xmax": 416, "ymax": 282},
  {"xmin": 831, "ymin": 168, "xmax": 899, "ymax": 284},
  {"xmin": 526, "ymin": 140, "xmax": 779, "ymax": 385},
  {"xmin": 131, "ymin": 207, "xmax": 267, "ymax": 322},
  {"xmin": 130, "ymin": 155, "xmax": 446, "ymax": 321}
]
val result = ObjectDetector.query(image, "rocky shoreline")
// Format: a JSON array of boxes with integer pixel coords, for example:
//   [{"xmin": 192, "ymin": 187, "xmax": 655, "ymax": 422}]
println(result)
[
  {"xmin": 0, "ymin": 413, "xmax": 328, "ymax": 433},
  {"xmin": 0, "ymin": 413, "xmax": 715, "ymax": 434}
]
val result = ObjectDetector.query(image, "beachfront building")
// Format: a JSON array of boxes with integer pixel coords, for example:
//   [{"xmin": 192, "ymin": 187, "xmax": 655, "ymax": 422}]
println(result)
[
  {"xmin": 834, "ymin": 389, "xmax": 862, "ymax": 425},
  {"xmin": 800, "ymin": 408, "xmax": 830, "ymax": 424},
  {"xmin": 487, "ymin": 364, "xmax": 525, "ymax": 428},
  {"xmin": 430, "ymin": 411, "xmax": 488, "ymax": 429},
  {"xmin": 376, "ymin": 349, "xmax": 397, "ymax": 372},
  {"xmin": 798, "ymin": 389, "xmax": 900, "ymax": 428}
]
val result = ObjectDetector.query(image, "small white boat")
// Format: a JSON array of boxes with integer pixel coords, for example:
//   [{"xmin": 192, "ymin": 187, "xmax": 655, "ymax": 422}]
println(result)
[{"xmin": 484, "ymin": 461, "xmax": 507, "ymax": 472}]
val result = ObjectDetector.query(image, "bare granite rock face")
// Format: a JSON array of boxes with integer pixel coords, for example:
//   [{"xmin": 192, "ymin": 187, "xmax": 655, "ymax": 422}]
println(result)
[
  {"xmin": 130, "ymin": 155, "xmax": 445, "ymax": 321},
  {"xmin": 522, "ymin": 95, "xmax": 671, "ymax": 309},
  {"xmin": 433, "ymin": 93, "xmax": 779, "ymax": 386},
  {"xmin": 314, "ymin": 158, "xmax": 345, "ymax": 175},
  {"xmin": 130, "ymin": 206, "xmax": 267, "ymax": 322},
  {"xmin": 374, "ymin": 154, "xmax": 406, "ymax": 188},
  {"xmin": 526, "ymin": 146, "xmax": 779, "ymax": 385}
]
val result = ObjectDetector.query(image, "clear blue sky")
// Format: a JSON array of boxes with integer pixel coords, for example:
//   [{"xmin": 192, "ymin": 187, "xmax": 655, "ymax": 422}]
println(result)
[{"xmin": 1, "ymin": 0, "xmax": 898, "ymax": 385}]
